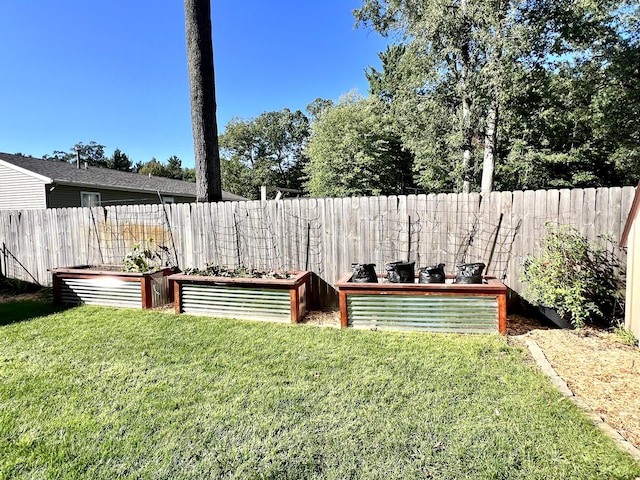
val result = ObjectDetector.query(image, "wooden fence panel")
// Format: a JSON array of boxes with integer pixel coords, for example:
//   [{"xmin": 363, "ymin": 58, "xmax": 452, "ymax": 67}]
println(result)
[
  {"xmin": 533, "ymin": 189, "xmax": 548, "ymax": 250},
  {"xmin": 328, "ymin": 197, "xmax": 341, "ymax": 282},
  {"xmin": 595, "ymin": 188, "xmax": 610, "ymax": 246},
  {"xmin": 0, "ymin": 187, "xmax": 635, "ymax": 308},
  {"xmin": 406, "ymin": 194, "xmax": 417, "ymax": 265},
  {"xmin": 494, "ymin": 191, "xmax": 513, "ymax": 283},
  {"xmin": 608, "ymin": 187, "xmax": 623, "ymax": 244},
  {"xmin": 477, "ymin": 192, "xmax": 494, "ymax": 274},
  {"xmin": 414, "ymin": 194, "xmax": 427, "ymax": 268},
  {"xmin": 559, "ymin": 189, "xmax": 573, "ymax": 227},
  {"xmin": 510, "ymin": 190, "xmax": 524, "ymax": 288},
  {"xmin": 374, "ymin": 195, "xmax": 388, "ymax": 271},
  {"xmin": 583, "ymin": 188, "xmax": 597, "ymax": 240},
  {"xmin": 570, "ymin": 188, "xmax": 585, "ymax": 236}
]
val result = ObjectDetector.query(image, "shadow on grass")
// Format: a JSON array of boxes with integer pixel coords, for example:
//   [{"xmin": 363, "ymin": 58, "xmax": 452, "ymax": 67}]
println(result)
[{"xmin": 0, "ymin": 298, "xmax": 69, "ymax": 327}]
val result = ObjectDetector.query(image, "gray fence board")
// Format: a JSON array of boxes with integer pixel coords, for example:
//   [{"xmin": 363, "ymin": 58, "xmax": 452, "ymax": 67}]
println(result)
[{"xmin": 0, "ymin": 187, "xmax": 635, "ymax": 307}]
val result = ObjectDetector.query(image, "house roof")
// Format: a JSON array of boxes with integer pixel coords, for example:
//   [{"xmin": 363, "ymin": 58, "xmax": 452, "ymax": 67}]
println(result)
[
  {"xmin": 621, "ymin": 181, "xmax": 640, "ymax": 247},
  {"xmin": 0, "ymin": 153, "xmax": 246, "ymax": 202}
]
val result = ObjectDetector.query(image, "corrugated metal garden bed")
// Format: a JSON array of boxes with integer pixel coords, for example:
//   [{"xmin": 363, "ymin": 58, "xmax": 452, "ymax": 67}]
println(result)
[
  {"xmin": 169, "ymin": 271, "xmax": 311, "ymax": 323},
  {"xmin": 51, "ymin": 265, "xmax": 175, "ymax": 309},
  {"xmin": 335, "ymin": 274, "xmax": 507, "ymax": 334}
]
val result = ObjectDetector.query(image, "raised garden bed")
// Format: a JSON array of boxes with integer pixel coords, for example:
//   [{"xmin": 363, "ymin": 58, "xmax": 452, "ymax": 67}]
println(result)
[
  {"xmin": 51, "ymin": 265, "xmax": 175, "ymax": 309},
  {"xmin": 169, "ymin": 270, "xmax": 311, "ymax": 323},
  {"xmin": 335, "ymin": 274, "xmax": 507, "ymax": 334}
]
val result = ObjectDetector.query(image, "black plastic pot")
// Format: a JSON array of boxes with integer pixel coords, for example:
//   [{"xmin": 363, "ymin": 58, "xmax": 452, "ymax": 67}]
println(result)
[
  {"xmin": 385, "ymin": 261, "xmax": 415, "ymax": 283},
  {"xmin": 419, "ymin": 263, "xmax": 446, "ymax": 284},
  {"xmin": 455, "ymin": 263, "xmax": 486, "ymax": 284},
  {"xmin": 537, "ymin": 305, "xmax": 572, "ymax": 329},
  {"xmin": 351, "ymin": 263, "xmax": 378, "ymax": 283}
]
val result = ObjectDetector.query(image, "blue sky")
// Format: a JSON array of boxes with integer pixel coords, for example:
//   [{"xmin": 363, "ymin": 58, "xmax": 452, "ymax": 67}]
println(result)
[{"xmin": 0, "ymin": 1, "xmax": 389, "ymax": 168}]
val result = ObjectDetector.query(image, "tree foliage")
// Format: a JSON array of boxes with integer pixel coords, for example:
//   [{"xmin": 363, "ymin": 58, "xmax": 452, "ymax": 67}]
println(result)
[
  {"xmin": 496, "ymin": 38, "xmax": 640, "ymax": 189},
  {"xmin": 44, "ymin": 141, "xmax": 109, "ymax": 168},
  {"xmin": 138, "ymin": 156, "xmax": 192, "ymax": 181},
  {"xmin": 43, "ymin": 143, "xmax": 195, "ymax": 182},
  {"xmin": 44, "ymin": 142, "xmax": 135, "ymax": 171},
  {"xmin": 352, "ymin": 0, "xmax": 640, "ymax": 192},
  {"xmin": 355, "ymin": 0, "xmax": 517, "ymax": 191},
  {"xmin": 108, "ymin": 149, "xmax": 132, "ymax": 172},
  {"xmin": 218, "ymin": 108, "xmax": 310, "ymax": 199},
  {"xmin": 305, "ymin": 98, "xmax": 334, "ymax": 121},
  {"xmin": 305, "ymin": 94, "xmax": 413, "ymax": 197}
]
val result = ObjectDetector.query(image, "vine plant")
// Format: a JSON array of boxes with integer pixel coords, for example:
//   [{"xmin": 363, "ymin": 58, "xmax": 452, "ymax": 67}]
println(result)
[{"xmin": 121, "ymin": 239, "xmax": 162, "ymax": 273}]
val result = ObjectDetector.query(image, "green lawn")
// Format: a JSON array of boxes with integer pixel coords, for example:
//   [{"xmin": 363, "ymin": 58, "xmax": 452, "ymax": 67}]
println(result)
[{"xmin": 1, "ymin": 301, "xmax": 639, "ymax": 479}]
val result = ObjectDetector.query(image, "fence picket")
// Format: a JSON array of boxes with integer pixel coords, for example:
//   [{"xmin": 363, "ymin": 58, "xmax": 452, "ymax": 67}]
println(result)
[{"xmin": 0, "ymin": 187, "xmax": 635, "ymax": 307}]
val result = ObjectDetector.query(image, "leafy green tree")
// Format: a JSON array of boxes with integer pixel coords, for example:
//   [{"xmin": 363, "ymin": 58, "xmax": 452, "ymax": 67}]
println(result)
[
  {"xmin": 496, "ymin": 25, "xmax": 640, "ymax": 190},
  {"xmin": 75, "ymin": 141, "xmax": 109, "ymax": 168},
  {"xmin": 44, "ymin": 141, "xmax": 109, "ymax": 168},
  {"xmin": 220, "ymin": 157, "xmax": 255, "ymax": 199},
  {"xmin": 107, "ymin": 148, "xmax": 132, "ymax": 172},
  {"xmin": 354, "ymin": 0, "xmax": 638, "ymax": 192},
  {"xmin": 182, "ymin": 167, "xmax": 196, "ymax": 183},
  {"xmin": 305, "ymin": 94, "xmax": 413, "ymax": 197},
  {"xmin": 42, "ymin": 150, "xmax": 69, "ymax": 162},
  {"xmin": 306, "ymin": 98, "xmax": 334, "ymax": 121},
  {"xmin": 218, "ymin": 117, "xmax": 268, "ymax": 199},
  {"xmin": 131, "ymin": 161, "xmax": 144, "ymax": 173},
  {"xmin": 218, "ymin": 108, "xmax": 310, "ymax": 199},
  {"xmin": 355, "ymin": 0, "xmax": 513, "ymax": 192},
  {"xmin": 137, "ymin": 156, "xmax": 191, "ymax": 181},
  {"xmin": 165, "ymin": 156, "xmax": 184, "ymax": 180},
  {"xmin": 138, "ymin": 158, "xmax": 167, "ymax": 177}
]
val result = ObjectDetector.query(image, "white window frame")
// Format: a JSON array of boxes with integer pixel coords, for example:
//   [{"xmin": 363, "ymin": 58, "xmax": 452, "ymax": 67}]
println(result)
[
  {"xmin": 81, "ymin": 191, "xmax": 101, "ymax": 208},
  {"xmin": 162, "ymin": 196, "xmax": 175, "ymax": 204}
]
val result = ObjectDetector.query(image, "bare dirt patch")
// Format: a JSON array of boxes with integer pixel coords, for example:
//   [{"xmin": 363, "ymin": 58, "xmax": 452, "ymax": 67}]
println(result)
[
  {"xmin": 302, "ymin": 309, "xmax": 341, "ymax": 327},
  {"xmin": 0, "ymin": 291, "xmax": 48, "ymax": 304}
]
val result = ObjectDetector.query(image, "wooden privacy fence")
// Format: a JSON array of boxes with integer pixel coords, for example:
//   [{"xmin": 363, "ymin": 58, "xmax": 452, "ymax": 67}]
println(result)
[{"xmin": 0, "ymin": 187, "xmax": 635, "ymax": 307}]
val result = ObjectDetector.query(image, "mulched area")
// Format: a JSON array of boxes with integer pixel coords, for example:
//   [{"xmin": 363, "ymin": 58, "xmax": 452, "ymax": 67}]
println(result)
[
  {"xmin": 3, "ymin": 291, "xmax": 638, "ymax": 450},
  {"xmin": 301, "ymin": 309, "xmax": 341, "ymax": 327},
  {"xmin": 508, "ymin": 314, "xmax": 640, "ymax": 450}
]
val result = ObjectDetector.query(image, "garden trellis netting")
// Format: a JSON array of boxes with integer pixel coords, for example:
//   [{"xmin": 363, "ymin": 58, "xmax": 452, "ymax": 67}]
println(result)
[{"xmin": 86, "ymin": 204, "xmax": 179, "ymax": 269}]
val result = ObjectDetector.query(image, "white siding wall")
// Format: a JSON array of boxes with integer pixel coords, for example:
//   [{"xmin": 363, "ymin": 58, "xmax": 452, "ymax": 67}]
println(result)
[
  {"xmin": 625, "ymin": 217, "xmax": 640, "ymax": 340},
  {"xmin": 0, "ymin": 163, "xmax": 47, "ymax": 209}
]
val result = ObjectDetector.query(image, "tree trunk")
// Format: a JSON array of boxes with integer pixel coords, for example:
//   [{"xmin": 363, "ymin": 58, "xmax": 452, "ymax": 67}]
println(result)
[
  {"xmin": 462, "ymin": 98, "xmax": 472, "ymax": 194},
  {"xmin": 460, "ymin": 0, "xmax": 471, "ymax": 194},
  {"xmin": 184, "ymin": 0, "xmax": 222, "ymax": 202},
  {"xmin": 482, "ymin": 17, "xmax": 504, "ymax": 195},
  {"xmin": 481, "ymin": 105, "xmax": 497, "ymax": 193}
]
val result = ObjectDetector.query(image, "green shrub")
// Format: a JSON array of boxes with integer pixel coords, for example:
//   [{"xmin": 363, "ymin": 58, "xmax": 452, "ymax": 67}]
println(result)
[{"xmin": 521, "ymin": 224, "xmax": 623, "ymax": 329}]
